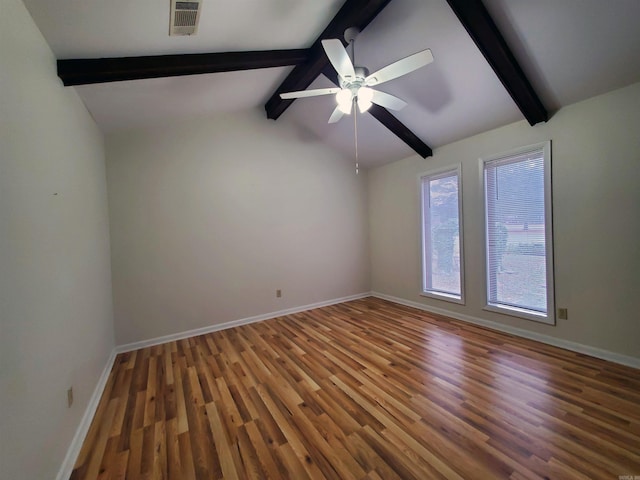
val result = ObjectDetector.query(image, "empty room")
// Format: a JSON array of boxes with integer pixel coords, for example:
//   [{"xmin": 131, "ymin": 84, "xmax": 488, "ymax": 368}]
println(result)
[{"xmin": 2, "ymin": 0, "xmax": 640, "ymax": 479}]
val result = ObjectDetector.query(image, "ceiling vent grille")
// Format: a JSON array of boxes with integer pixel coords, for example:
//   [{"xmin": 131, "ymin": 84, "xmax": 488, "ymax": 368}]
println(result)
[{"xmin": 169, "ymin": 0, "xmax": 203, "ymax": 36}]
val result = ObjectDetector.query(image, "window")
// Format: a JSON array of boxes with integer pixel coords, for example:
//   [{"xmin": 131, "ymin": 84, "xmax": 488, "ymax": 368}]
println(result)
[
  {"xmin": 420, "ymin": 166, "xmax": 464, "ymax": 303},
  {"xmin": 482, "ymin": 142, "xmax": 554, "ymax": 323}
]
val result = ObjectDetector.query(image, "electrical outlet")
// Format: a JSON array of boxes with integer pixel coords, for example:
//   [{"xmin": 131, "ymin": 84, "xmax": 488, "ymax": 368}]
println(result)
[
  {"xmin": 67, "ymin": 387, "xmax": 74, "ymax": 408},
  {"xmin": 276, "ymin": 289, "xmax": 282, "ymax": 298},
  {"xmin": 558, "ymin": 308, "xmax": 568, "ymax": 320}
]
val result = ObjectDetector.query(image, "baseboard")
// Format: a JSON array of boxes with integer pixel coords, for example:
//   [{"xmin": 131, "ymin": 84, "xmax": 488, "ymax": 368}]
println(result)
[
  {"xmin": 115, "ymin": 292, "xmax": 371, "ymax": 354},
  {"xmin": 56, "ymin": 348, "xmax": 117, "ymax": 480},
  {"xmin": 371, "ymin": 291, "xmax": 640, "ymax": 369}
]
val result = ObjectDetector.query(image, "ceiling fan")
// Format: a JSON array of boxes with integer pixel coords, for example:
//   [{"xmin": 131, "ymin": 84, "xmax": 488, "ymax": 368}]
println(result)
[{"xmin": 280, "ymin": 27, "xmax": 433, "ymax": 123}]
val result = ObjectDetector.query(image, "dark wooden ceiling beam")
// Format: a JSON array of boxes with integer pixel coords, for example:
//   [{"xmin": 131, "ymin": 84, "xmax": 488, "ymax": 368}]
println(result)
[
  {"xmin": 265, "ymin": 0, "xmax": 393, "ymax": 120},
  {"xmin": 368, "ymin": 105, "xmax": 432, "ymax": 158},
  {"xmin": 445, "ymin": 0, "xmax": 548, "ymax": 125},
  {"xmin": 322, "ymin": 65, "xmax": 432, "ymax": 158},
  {"xmin": 57, "ymin": 49, "xmax": 309, "ymax": 86}
]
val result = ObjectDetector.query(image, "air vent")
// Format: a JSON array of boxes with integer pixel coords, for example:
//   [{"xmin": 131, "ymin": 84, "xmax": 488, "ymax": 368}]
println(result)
[{"xmin": 169, "ymin": 0, "xmax": 203, "ymax": 36}]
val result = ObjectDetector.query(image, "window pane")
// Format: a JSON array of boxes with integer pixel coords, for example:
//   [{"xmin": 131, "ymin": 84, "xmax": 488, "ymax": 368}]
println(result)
[
  {"xmin": 422, "ymin": 170, "xmax": 462, "ymax": 299},
  {"xmin": 485, "ymin": 149, "xmax": 548, "ymax": 314}
]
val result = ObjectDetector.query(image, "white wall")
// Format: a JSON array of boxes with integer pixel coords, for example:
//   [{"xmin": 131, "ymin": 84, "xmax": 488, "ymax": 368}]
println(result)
[
  {"xmin": 0, "ymin": 0, "xmax": 115, "ymax": 478},
  {"xmin": 106, "ymin": 110, "xmax": 370, "ymax": 345},
  {"xmin": 369, "ymin": 82, "xmax": 640, "ymax": 359}
]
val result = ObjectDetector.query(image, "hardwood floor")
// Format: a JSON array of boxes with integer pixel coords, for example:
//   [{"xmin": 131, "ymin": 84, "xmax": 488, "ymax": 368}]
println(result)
[{"xmin": 71, "ymin": 297, "xmax": 640, "ymax": 479}]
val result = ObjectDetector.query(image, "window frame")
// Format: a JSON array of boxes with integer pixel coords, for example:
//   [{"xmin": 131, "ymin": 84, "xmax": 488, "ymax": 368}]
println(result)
[
  {"xmin": 480, "ymin": 141, "xmax": 555, "ymax": 324},
  {"xmin": 419, "ymin": 164, "xmax": 465, "ymax": 305}
]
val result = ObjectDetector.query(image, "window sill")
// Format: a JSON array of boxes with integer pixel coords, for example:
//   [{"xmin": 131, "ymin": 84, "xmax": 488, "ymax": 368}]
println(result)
[
  {"xmin": 420, "ymin": 291, "xmax": 465, "ymax": 305},
  {"xmin": 483, "ymin": 304, "xmax": 555, "ymax": 325}
]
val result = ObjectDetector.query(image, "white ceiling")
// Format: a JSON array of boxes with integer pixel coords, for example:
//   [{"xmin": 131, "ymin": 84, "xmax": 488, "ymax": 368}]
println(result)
[{"xmin": 23, "ymin": 0, "xmax": 640, "ymax": 166}]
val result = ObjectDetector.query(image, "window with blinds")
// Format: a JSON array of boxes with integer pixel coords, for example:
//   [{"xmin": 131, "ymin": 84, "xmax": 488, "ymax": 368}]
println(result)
[
  {"xmin": 420, "ymin": 166, "xmax": 464, "ymax": 302},
  {"xmin": 482, "ymin": 141, "xmax": 554, "ymax": 323}
]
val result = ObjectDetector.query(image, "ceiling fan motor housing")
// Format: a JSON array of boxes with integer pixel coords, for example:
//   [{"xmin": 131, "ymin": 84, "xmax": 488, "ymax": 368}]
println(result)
[{"xmin": 340, "ymin": 66, "xmax": 370, "ymax": 91}]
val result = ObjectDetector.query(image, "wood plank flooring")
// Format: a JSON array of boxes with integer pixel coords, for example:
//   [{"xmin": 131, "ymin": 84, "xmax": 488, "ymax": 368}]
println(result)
[{"xmin": 71, "ymin": 297, "xmax": 640, "ymax": 479}]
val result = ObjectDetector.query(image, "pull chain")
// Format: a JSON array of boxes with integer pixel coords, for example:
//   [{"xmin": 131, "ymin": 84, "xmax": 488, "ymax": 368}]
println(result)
[
  {"xmin": 354, "ymin": 97, "xmax": 359, "ymax": 175},
  {"xmin": 349, "ymin": 35, "xmax": 359, "ymax": 175}
]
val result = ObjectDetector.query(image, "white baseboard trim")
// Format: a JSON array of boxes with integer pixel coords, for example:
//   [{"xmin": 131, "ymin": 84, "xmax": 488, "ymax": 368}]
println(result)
[
  {"xmin": 371, "ymin": 291, "xmax": 640, "ymax": 369},
  {"xmin": 115, "ymin": 292, "xmax": 371, "ymax": 354},
  {"xmin": 56, "ymin": 348, "xmax": 117, "ymax": 480}
]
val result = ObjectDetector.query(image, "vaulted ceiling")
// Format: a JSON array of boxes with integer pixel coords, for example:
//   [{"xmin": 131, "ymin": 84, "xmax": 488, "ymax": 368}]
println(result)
[{"xmin": 23, "ymin": 0, "xmax": 640, "ymax": 166}]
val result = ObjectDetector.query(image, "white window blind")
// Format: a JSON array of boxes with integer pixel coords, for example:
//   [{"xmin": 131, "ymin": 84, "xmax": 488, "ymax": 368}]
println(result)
[
  {"xmin": 421, "ymin": 167, "xmax": 463, "ymax": 301},
  {"xmin": 483, "ymin": 142, "xmax": 554, "ymax": 322}
]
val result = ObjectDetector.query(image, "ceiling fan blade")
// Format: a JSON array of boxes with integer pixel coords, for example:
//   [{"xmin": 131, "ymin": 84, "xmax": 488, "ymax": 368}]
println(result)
[
  {"xmin": 369, "ymin": 89, "xmax": 408, "ymax": 111},
  {"xmin": 365, "ymin": 49, "xmax": 433, "ymax": 86},
  {"xmin": 280, "ymin": 87, "xmax": 340, "ymax": 99},
  {"xmin": 321, "ymin": 39, "xmax": 356, "ymax": 81},
  {"xmin": 328, "ymin": 105, "xmax": 346, "ymax": 124}
]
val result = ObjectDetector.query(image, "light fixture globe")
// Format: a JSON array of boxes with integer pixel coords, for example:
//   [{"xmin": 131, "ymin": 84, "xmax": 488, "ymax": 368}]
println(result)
[
  {"xmin": 336, "ymin": 88, "xmax": 353, "ymax": 113},
  {"xmin": 357, "ymin": 86, "xmax": 374, "ymax": 112}
]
